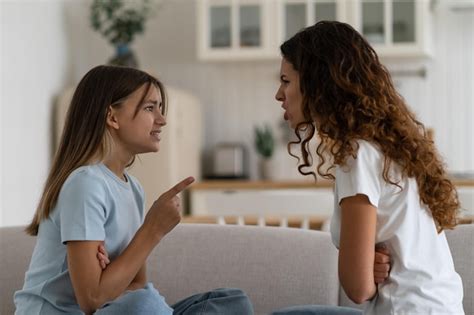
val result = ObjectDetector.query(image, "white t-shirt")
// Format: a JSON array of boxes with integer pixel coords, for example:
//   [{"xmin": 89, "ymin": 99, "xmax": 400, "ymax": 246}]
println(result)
[{"xmin": 330, "ymin": 140, "xmax": 464, "ymax": 315}]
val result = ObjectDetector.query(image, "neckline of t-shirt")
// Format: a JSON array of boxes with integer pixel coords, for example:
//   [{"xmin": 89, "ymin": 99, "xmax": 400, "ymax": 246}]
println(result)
[{"xmin": 97, "ymin": 163, "xmax": 131, "ymax": 189}]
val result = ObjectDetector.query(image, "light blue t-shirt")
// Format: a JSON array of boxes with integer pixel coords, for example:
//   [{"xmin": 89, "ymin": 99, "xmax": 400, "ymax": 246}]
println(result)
[{"xmin": 14, "ymin": 163, "xmax": 145, "ymax": 314}]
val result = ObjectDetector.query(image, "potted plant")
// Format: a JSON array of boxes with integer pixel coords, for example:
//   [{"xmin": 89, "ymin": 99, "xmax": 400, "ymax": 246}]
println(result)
[
  {"xmin": 254, "ymin": 124, "xmax": 275, "ymax": 180},
  {"xmin": 90, "ymin": 0, "xmax": 155, "ymax": 68}
]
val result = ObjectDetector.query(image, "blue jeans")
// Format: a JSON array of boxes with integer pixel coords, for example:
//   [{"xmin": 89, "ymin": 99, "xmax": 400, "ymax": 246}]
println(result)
[
  {"xmin": 94, "ymin": 283, "xmax": 254, "ymax": 315},
  {"xmin": 270, "ymin": 305, "xmax": 362, "ymax": 315}
]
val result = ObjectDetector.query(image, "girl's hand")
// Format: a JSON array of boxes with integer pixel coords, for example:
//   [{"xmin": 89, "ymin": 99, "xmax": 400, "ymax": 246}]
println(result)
[
  {"xmin": 374, "ymin": 245, "xmax": 391, "ymax": 284},
  {"xmin": 97, "ymin": 244, "xmax": 110, "ymax": 270},
  {"xmin": 144, "ymin": 177, "xmax": 195, "ymax": 239}
]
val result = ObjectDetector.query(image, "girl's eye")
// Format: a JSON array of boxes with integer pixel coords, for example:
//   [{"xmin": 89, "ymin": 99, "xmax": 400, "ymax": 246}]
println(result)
[{"xmin": 145, "ymin": 106, "xmax": 154, "ymax": 112}]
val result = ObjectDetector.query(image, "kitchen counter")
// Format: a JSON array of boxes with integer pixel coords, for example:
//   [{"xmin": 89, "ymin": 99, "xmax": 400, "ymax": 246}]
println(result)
[
  {"xmin": 189, "ymin": 179, "xmax": 474, "ymax": 218},
  {"xmin": 190, "ymin": 178, "xmax": 474, "ymax": 190}
]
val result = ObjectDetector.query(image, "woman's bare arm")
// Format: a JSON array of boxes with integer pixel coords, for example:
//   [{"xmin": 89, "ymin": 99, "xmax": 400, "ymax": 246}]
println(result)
[{"xmin": 338, "ymin": 193, "xmax": 377, "ymax": 304}]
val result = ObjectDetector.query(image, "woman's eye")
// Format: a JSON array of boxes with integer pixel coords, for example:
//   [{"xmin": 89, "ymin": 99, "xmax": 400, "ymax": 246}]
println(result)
[{"xmin": 145, "ymin": 106, "xmax": 154, "ymax": 112}]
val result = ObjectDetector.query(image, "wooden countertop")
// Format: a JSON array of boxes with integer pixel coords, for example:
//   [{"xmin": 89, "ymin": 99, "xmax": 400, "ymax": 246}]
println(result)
[{"xmin": 190, "ymin": 178, "xmax": 474, "ymax": 190}]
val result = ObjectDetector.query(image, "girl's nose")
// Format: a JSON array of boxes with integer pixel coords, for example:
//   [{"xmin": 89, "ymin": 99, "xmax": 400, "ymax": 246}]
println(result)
[{"xmin": 155, "ymin": 112, "xmax": 166, "ymax": 126}]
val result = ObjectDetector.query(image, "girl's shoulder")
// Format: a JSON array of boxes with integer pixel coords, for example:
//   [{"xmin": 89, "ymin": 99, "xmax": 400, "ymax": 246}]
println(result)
[{"xmin": 62, "ymin": 164, "xmax": 108, "ymax": 192}]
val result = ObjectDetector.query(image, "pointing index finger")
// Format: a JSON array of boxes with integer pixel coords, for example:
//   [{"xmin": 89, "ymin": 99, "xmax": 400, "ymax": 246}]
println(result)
[{"xmin": 165, "ymin": 176, "xmax": 195, "ymax": 199}]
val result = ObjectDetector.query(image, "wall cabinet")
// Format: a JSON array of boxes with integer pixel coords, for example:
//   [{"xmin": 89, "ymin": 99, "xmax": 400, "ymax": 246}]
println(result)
[
  {"xmin": 197, "ymin": 0, "xmax": 277, "ymax": 60},
  {"xmin": 348, "ymin": 0, "xmax": 432, "ymax": 58},
  {"xmin": 197, "ymin": 0, "xmax": 432, "ymax": 60}
]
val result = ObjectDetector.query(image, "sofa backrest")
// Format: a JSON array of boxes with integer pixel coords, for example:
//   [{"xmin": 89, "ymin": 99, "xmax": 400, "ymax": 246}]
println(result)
[
  {"xmin": 445, "ymin": 224, "xmax": 474, "ymax": 314},
  {"xmin": 0, "ymin": 224, "xmax": 340, "ymax": 315},
  {"xmin": 149, "ymin": 224, "xmax": 340, "ymax": 314},
  {"xmin": 0, "ymin": 226, "xmax": 36, "ymax": 315},
  {"xmin": 1, "ymin": 223, "xmax": 472, "ymax": 315}
]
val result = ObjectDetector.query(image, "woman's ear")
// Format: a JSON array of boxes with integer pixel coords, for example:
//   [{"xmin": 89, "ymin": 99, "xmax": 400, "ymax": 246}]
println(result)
[{"xmin": 106, "ymin": 106, "xmax": 120, "ymax": 130}]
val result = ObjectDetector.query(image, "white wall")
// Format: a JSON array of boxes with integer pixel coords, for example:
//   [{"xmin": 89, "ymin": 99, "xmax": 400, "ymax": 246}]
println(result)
[
  {"xmin": 1, "ymin": 0, "xmax": 473, "ymax": 226},
  {"xmin": 60, "ymin": 1, "xmax": 474, "ymax": 178},
  {"xmin": 1, "ymin": 1, "xmax": 70, "ymax": 226},
  {"xmin": 123, "ymin": 1, "xmax": 474, "ymax": 175},
  {"xmin": 393, "ymin": 7, "xmax": 474, "ymax": 173}
]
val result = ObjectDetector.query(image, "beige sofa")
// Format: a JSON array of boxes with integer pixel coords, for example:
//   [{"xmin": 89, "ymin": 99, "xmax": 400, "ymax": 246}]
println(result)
[{"xmin": 1, "ymin": 224, "xmax": 473, "ymax": 314}]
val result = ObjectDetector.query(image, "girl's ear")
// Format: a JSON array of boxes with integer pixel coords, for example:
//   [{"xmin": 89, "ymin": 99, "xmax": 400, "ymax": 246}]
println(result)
[{"xmin": 106, "ymin": 106, "xmax": 120, "ymax": 130}]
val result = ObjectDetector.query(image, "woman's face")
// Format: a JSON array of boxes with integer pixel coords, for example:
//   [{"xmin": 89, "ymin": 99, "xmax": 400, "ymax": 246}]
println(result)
[
  {"xmin": 275, "ymin": 58, "xmax": 305, "ymax": 129},
  {"xmin": 108, "ymin": 84, "xmax": 166, "ymax": 155}
]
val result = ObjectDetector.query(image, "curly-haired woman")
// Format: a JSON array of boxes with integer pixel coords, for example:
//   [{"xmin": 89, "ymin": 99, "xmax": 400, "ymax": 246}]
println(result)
[{"xmin": 273, "ymin": 21, "xmax": 464, "ymax": 314}]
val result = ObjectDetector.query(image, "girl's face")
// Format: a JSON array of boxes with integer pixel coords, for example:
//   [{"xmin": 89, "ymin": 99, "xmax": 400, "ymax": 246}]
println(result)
[
  {"xmin": 275, "ymin": 58, "xmax": 305, "ymax": 129},
  {"xmin": 108, "ymin": 84, "xmax": 166, "ymax": 155}
]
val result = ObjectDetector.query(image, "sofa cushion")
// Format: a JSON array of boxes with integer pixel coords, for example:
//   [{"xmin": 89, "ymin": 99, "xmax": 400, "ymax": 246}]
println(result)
[
  {"xmin": 148, "ymin": 224, "xmax": 340, "ymax": 315},
  {"xmin": 0, "ymin": 226, "xmax": 36, "ymax": 315},
  {"xmin": 446, "ymin": 224, "xmax": 474, "ymax": 314}
]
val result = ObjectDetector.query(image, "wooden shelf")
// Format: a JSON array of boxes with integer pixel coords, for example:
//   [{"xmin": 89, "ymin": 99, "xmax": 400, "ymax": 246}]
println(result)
[
  {"xmin": 190, "ymin": 180, "xmax": 334, "ymax": 191},
  {"xmin": 190, "ymin": 178, "xmax": 474, "ymax": 191}
]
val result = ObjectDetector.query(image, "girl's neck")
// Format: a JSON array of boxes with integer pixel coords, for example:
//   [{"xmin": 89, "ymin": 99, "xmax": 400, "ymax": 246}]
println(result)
[{"xmin": 102, "ymin": 150, "xmax": 133, "ymax": 182}]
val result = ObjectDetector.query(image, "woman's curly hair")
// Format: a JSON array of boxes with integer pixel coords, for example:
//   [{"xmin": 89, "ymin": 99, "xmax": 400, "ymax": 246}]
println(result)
[{"xmin": 281, "ymin": 21, "xmax": 459, "ymax": 231}]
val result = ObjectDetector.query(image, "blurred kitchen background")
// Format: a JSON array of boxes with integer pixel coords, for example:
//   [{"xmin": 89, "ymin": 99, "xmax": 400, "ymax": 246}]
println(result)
[{"xmin": 1, "ymin": 0, "xmax": 473, "ymax": 228}]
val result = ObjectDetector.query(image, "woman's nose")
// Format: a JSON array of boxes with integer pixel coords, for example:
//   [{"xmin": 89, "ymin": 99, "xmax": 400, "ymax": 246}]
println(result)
[{"xmin": 275, "ymin": 86, "xmax": 284, "ymax": 101}]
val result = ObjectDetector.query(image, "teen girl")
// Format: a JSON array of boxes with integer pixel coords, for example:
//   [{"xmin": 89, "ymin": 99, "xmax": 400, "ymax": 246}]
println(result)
[{"xmin": 14, "ymin": 65, "xmax": 253, "ymax": 315}]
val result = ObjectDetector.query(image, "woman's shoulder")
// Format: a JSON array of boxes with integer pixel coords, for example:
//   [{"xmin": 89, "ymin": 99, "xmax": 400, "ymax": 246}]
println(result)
[
  {"xmin": 342, "ymin": 139, "xmax": 383, "ymax": 166},
  {"xmin": 355, "ymin": 139, "xmax": 382, "ymax": 156}
]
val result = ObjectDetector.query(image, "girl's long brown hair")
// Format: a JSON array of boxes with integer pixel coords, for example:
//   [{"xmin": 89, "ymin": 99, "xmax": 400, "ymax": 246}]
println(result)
[
  {"xmin": 26, "ymin": 65, "xmax": 166, "ymax": 236},
  {"xmin": 281, "ymin": 21, "xmax": 459, "ymax": 231}
]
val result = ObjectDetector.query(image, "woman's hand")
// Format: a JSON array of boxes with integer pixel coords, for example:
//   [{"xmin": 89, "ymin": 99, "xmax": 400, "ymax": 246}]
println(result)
[
  {"xmin": 97, "ymin": 244, "xmax": 110, "ymax": 270},
  {"xmin": 144, "ymin": 177, "xmax": 195, "ymax": 240},
  {"xmin": 374, "ymin": 245, "xmax": 391, "ymax": 284}
]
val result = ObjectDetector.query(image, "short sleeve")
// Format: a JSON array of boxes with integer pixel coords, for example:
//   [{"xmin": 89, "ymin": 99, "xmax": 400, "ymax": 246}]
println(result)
[
  {"xmin": 58, "ymin": 170, "xmax": 108, "ymax": 244},
  {"xmin": 335, "ymin": 141, "xmax": 384, "ymax": 208}
]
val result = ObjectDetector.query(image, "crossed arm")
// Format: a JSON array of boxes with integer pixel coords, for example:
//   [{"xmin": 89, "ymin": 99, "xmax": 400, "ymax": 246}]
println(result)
[
  {"xmin": 339, "ymin": 193, "xmax": 389, "ymax": 304},
  {"xmin": 66, "ymin": 176, "xmax": 194, "ymax": 315},
  {"xmin": 66, "ymin": 227, "xmax": 158, "ymax": 315}
]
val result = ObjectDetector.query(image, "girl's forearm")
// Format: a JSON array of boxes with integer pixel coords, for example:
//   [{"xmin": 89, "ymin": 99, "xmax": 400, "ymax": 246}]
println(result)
[{"xmin": 84, "ymin": 225, "xmax": 160, "ymax": 311}]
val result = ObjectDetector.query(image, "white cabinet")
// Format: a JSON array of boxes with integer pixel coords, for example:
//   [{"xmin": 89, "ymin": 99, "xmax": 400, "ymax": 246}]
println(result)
[
  {"xmin": 277, "ymin": 0, "xmax": 347, "ymax": 43},
  {"xmin": 197, "ymin": 0, "xmax": 277, "ymax": 60},
  {"xmin": 197, "ymin": 0, "xmax": 347, "ymax": 60},
  {"xmin": 189, "ymin": 182, "xmax": 335, "ymax": 217},
  {"xmin": 347, "ymin": 0, "xmax": 433, "ymax": 58},
  {"xmin": 197, "ymin": 0, "xmax": 432, "ymax": 60}
]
